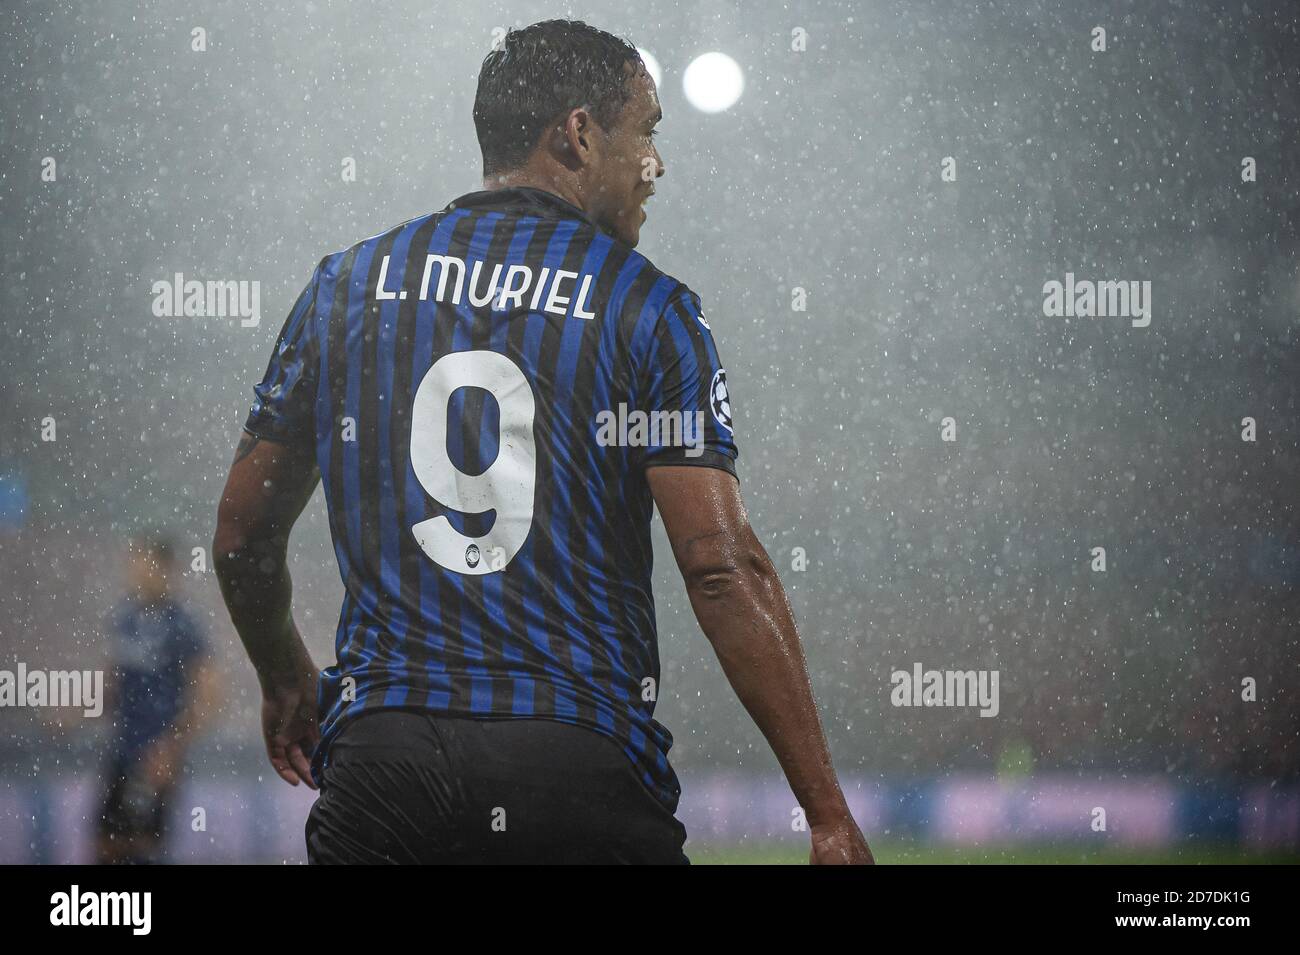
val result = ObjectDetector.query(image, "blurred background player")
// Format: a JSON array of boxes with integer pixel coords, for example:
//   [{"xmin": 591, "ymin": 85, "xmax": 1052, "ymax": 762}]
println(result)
[{"xmin": 96, "ymin": 534, "xmax": 217, "ymax": 864}]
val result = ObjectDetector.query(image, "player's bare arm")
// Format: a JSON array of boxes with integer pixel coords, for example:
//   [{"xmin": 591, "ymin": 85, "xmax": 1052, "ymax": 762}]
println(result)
[
  {"xmin": 646, "ymin": 465, "xmax": 874, "ymax": 865},
  {"xmin": 213, "ymin": 431, "xmax": 321, "ymax": 789}
]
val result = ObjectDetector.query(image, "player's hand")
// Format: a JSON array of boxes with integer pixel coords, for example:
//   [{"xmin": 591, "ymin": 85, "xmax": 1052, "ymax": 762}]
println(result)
[
  {"xmin": 262, "ymin": 670, "xmax": 321, "ymax": 789},
  {"xmin": 809, "ymin": 816, "xmax": 875, "ymax": 864}
]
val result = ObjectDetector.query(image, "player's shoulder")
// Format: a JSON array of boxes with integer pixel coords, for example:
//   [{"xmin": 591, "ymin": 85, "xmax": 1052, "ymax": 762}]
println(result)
[
  {"xmin": 315, "ymin": 209, "xmax": 446, "ymax": 282},
  {"xmin": 621, "ymin": 248, "xmax": 716, "ymax": 339},
  {"xmin": 610, "ymin": 244, "xmax": 699, "ymax": 322}
]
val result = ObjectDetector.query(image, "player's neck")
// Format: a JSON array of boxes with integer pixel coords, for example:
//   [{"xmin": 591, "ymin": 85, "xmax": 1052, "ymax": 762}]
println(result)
[{"xmin": 483, "ymin": 168, "xmax": 587, "ymax": 217}]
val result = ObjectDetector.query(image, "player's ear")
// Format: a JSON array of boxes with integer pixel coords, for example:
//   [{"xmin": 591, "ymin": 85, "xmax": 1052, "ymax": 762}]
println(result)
[{"xmin": 563, "ymin": 107, "xmax": 597, "ymax": 166}]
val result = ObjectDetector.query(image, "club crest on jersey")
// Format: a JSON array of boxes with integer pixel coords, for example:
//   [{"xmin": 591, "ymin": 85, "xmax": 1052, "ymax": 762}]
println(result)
[
  {"xmin": 709, "ymin": 369, "xmax": 733, "ymax": 434},
  {"xmin": 464, "ymin": 544, "xmax": 481, "ymax": 568}
]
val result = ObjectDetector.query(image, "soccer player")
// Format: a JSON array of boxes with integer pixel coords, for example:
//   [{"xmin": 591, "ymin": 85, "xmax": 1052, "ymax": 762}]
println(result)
[
  {"xmin": 98, "ymin": 534, "xmax": 217, "ymax": 864},
  {"xmin": 214, "ymin": 19, "xmax": 872, "ymax": 864}
]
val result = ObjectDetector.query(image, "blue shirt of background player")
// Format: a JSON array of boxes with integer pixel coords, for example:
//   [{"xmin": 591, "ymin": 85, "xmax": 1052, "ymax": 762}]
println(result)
[{"xmin": 108, "ymin": 598, "xmax": 208, "ymax": 761}]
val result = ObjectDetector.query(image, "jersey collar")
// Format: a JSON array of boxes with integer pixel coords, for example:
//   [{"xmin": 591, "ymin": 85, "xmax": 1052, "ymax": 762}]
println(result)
[{"xmin": 446, "ymin": 186, "xmax": 597, "ymax": 228}]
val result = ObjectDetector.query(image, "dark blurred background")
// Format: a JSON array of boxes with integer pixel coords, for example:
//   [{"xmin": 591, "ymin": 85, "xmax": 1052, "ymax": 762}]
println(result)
[{"xmin": 1, "ymin": 0, "xmax": 1297, "ymax": 862}]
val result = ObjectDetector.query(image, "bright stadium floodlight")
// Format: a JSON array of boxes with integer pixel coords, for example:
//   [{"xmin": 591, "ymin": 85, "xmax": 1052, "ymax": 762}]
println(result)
[
  {"xmin": 682, "ymin": 51, "xmax": 744, "ymax": 113},
  {"xmin": 636, "ymin": 48, "xmax": 663, "ymax": 90}
]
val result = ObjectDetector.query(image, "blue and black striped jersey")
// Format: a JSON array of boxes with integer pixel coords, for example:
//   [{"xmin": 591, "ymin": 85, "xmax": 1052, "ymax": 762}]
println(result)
[{"xmin": 243, "ymin": 186, "xmax": 738, "ymax": 810}]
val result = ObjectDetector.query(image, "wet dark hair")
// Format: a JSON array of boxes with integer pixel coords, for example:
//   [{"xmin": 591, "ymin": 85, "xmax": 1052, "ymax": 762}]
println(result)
[{"xmin": 473, "ymin": 19, "xmax": 643, "ymax": 177}]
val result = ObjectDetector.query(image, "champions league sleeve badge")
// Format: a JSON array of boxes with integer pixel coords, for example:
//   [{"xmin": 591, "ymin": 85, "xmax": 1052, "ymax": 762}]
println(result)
[{"xmin": 709, "ymin": 368, "xmax": 733, "ymax": 434}]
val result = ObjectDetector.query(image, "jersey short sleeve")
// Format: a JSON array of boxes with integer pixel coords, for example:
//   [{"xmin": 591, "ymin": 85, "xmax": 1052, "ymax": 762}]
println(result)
[
  {"xmin": 243, "ymin": 263, "xmax": 323, "ymax": 448},
  {"xmin": 634, "ymin": 284, "xmax": 738, "ymax": 477}
]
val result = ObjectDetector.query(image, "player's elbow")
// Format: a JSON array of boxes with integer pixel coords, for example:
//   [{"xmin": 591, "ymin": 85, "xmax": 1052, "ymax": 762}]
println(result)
[
  {"xmin": 684, "ymin": 562, "xmax": 742, "ymax": 600},
  {"xmin": 212, "ymin": 501, "xmax": 244, "ymax": 565},
  {"xmin": 683, "ymin": 545, "xmax": 778, "ymax": 604},
  {"xmin": 213, "ymin": 488, "xmax": 282, "ymax": 564},
  {"xmin": 211, "ymin": 525, "xmax": 244, "ymax": 582},
  {"xmin": 212, "ymin": 504, "xmax": 266, "ymax": 580}
]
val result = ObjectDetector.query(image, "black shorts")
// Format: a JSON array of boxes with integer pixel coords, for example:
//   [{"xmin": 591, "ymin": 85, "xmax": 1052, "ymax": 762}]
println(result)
[{"xmin": 305, "ymin": 711, "xmax": 689, "ymax": 865}]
